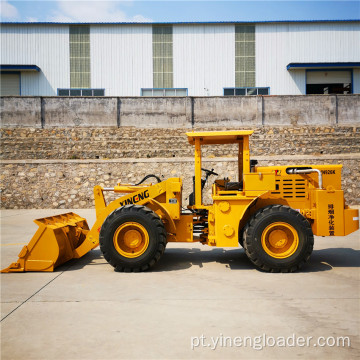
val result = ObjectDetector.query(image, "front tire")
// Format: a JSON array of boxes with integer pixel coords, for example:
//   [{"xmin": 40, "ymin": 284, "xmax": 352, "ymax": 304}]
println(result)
[
  {"xmin": 243, "ymin": 205, "xmax": 314, "ymax": 272},
  {"xmin": 99, "ymin": 205, "xmax": 167, "ymax": 272}
]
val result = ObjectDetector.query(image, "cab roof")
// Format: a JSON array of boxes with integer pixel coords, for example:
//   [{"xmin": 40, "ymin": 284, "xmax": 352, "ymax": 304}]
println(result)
[{"xmin": 186, "ymin": 130, "xmax": 254, "ymax": 145}]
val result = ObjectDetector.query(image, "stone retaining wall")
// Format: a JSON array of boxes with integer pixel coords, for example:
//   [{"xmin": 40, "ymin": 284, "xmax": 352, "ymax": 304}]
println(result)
[
  {"xmin": 1, "ymin": 124, "xmax": 359, "ymax": 208},
  {"xmin": 1, "ymin": 155, "xmax": 359, "ymax": 209},
  {"xmin": 1, "ymin": 126, "xmax": 359, "ymax": 160}
]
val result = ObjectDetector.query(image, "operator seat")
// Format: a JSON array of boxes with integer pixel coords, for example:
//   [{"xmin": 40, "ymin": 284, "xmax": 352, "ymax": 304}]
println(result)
[
  {"xmin": 225, "ymin": 181, "xmax": 243, "ymax": 191},
  {"xmin": 224, "ymin": 160, "xmax": 258, "ymax": 191}
]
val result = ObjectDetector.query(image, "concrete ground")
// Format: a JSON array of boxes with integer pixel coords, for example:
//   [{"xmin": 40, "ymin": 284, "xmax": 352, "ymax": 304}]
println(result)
[{"xmin": 1, "ymin": 209, "xmax": 359, "ymax": 360}]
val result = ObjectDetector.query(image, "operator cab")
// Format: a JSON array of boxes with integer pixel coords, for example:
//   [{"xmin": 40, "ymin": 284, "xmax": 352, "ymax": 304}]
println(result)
[{"xmin": 186, "ymin": 130, "xmax": 256, "ymax": 208}]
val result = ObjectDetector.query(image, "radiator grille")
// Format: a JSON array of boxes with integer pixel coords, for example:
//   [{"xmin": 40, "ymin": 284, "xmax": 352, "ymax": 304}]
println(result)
[{"xmin": 271, "ymin": 178, "xmax": 307, "ymax": 199}]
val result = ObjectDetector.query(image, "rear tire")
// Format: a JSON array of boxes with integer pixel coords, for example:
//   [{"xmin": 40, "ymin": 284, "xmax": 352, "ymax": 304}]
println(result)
[
  {"xmin": 243, "ymin": 205, "xmax": 314, "ymax": 272},
  {"xmin": 99, "ymin": 205, "xmax": 167, "ymax": 272}
]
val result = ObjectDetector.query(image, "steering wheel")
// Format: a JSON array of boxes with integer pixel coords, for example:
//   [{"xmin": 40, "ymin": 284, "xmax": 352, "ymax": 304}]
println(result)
[{"xmin": 201, "ymin": 168, "xmax": 218, "ymax": 176}]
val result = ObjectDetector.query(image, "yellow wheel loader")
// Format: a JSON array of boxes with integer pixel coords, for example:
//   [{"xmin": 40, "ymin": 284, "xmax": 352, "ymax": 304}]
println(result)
[{"xmin": 2, "ymin": 130, "xmax": 359, "ymax": 273}]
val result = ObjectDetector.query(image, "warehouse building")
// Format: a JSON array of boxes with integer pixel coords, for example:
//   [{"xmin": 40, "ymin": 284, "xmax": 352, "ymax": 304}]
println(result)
[{"xmin": 0, "ymin": 20, "xmax": 359, "ymax": 97}]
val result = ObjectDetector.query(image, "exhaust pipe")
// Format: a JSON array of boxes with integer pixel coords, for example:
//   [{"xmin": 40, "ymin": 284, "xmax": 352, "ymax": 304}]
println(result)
[{"xmin": 287, "ymin": 168, "xmax": 323, "ymax": 189}]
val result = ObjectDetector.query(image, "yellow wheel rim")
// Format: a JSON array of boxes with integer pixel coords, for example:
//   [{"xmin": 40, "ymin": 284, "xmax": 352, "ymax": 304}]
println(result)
[
  {"xmin": 261, "ymin": 222, "xmax": 299, "ymax": 259},
  {"xmin": 113, "ymin": 222, "xmax": 149, "ymax": 258}
]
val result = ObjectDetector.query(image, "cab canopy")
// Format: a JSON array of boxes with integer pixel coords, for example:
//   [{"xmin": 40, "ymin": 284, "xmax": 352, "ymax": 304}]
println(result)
[
  {"xmin": 186, "ymin": 130, "xmax": 254, "ymax": 145},
  {"xmin": 186, "ymin": 130, "xmax": 254, "ymax": 208}
]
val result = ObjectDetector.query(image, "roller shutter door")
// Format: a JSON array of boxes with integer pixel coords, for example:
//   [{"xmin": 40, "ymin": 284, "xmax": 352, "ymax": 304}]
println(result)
[
  {"xmin": 307, "ymin": 71, "xmax": 351, "ymax": 84},
  {"xmin": 0, "ymin": 73, "xmax": 20, "ymax": 96},
  {"xmin": 306, "ymin": 70, "xmax": 352, "ymax": 94}
]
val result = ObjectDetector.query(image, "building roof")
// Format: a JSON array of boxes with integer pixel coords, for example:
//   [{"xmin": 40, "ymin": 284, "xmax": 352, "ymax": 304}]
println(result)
[{"xmin": 1, "ymin": 19, "xmax": 359, "ymax": 26}]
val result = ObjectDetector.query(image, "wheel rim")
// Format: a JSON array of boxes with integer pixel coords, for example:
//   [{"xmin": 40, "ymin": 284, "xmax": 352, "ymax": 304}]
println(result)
[
  {"xmin": 113, "ymin": 222, "xmax": 149, "ymax": 258},
  {"xmin": 261, "ymin": 222, "xmax": 299, "ymax": 259}
]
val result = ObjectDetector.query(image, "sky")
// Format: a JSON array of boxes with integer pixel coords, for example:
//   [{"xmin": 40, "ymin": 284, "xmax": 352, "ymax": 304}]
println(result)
[{"xmin": 0, "ymin": 0, "xmax": 359, "ymax": 23}]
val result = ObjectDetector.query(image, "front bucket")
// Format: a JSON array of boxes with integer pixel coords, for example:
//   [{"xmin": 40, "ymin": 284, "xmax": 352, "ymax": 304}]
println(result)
[{"xmin": 1, "ymin": 212, "xmax": 90, "ymax": 273}]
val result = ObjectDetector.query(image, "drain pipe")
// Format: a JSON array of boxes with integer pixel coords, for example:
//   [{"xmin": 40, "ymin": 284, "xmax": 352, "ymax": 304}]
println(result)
[{"xmin": 287, "ymin": 168, "xmax": 323, "ymax": 189}]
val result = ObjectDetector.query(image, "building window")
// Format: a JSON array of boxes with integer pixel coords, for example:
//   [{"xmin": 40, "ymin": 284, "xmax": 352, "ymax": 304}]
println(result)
[
  {"xmin": 235, "ymin": 25, "xmax": 255, "ymax": 87},
  {"xmin": 70, "ymin": 26, "xmax": 91, "ymax": 88},
  {"xmin": 224, "ymin": 87, "xmax": 269, "ymax": 96},
  {"xmin": 57, "ymin": 88, "xmax": 105, "ymax": 96},
  {"xmin": 152, "ymin": 26, "xmax": 173, "ymax": 88},
  {"xmin": 141, "ymin": 88, "xmax": 187, "ymax": 96}
]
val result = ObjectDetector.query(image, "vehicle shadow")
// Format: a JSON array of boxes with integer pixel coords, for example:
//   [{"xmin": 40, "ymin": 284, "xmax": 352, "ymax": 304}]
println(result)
[
  {"xmin": 153, "ymin": 248, "xmax": 252, "ymax": 271},
  {"xmin": 304, "ymin": 247, "xmax": 360, "ymax": 272},
  {"xmin": 62, "ymin": 247, "xmax": 360, "ymax": 273},
  {"xmin": 57, "ymin": 249, "xmax": 105, "ymax": 272}
]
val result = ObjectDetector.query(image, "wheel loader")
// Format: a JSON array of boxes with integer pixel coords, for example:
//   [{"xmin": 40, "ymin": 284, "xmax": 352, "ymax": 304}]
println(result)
[{"xmin": 2, "ymin": 130, "xmax": 359, "ymax": 273}]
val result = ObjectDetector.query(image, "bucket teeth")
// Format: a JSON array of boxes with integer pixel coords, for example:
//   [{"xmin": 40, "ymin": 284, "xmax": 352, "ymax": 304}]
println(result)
[{"xmin": 1, "ymin": 262, "xmax": 23, "ymax": 273}]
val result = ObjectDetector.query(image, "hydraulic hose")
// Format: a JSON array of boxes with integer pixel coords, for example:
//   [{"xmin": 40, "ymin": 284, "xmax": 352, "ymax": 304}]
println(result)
[{"xmin": 134, "ymin": 174, "xmax": 162, "ymax": 185}]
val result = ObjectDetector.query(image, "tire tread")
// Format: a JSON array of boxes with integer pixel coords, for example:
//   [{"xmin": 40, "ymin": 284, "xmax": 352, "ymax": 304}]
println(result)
[
  {"xmin": 99, "ymin": 205, "xmax": 167, "ymax": 272},
  {"xmin": 243, "ymin": 205, "xmax": 314, "ymax": 273}
]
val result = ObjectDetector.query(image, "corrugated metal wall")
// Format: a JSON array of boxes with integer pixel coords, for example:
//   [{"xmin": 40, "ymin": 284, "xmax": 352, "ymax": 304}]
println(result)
[
  {"xmin": 0, "ymin": 25, "xmax": 70, "ymax": 95},
  {"xmin": 90, "ymin": 25, "xmax": 153, "ymax": 96},
  {"xmin": 1, "ymin": 22, "xmax": 359, "ymax": 96},
  {"xmin": 173, "ymin": 24, "xmax": 235, "ymax": 96},
  {"xmin": 256, "ymin": 23, "xmax": 360, "ymax": 95}
]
